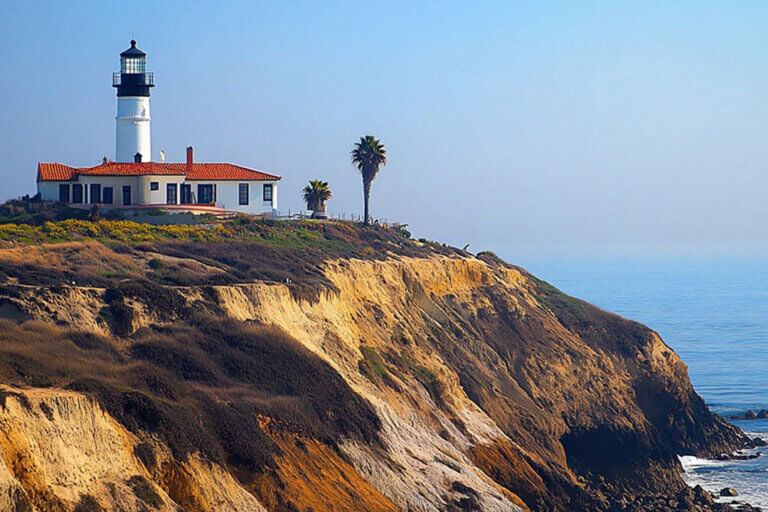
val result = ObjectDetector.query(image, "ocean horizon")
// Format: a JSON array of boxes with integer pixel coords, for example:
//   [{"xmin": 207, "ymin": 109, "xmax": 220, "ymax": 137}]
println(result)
[{"xmin": 516, "ymin": 255, "xmax": 768, "ymax": 507}]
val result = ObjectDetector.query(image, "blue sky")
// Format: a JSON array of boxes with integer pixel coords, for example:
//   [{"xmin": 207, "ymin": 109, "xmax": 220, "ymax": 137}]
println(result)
[{"xmin": 2, "ymin": 1, "xmax": 768, "ymax": 258}]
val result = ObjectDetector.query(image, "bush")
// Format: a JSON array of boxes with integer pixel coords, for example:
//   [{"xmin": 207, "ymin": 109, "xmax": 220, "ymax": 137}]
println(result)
[
  {"xmin": 127, "ymin": 475, "xmax": 162, "ymax": 508},
  {"xmin": 0, "ymin": 196, "xmax": 89, "ymax": 225},
  {"xmin": 133, "ymin": 442, "xmax": 156, "ymax": 471},
  {"xmin": 148, "ymin": 258, "xmax": 164, "ymax": 270},
  {"xmin": 107, "ymin": 303, "xmax": 135, "ymax": 337}
]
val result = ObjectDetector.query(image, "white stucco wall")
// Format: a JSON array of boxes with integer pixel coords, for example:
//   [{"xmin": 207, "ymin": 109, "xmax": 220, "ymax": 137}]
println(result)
[
  {"xmin": 185, "ymin": 180, "xmax": 278, "ymax": 213},
  {"xmin": 78, "ymin": 176, "xmax": 141, "ymax": 206},
  {"xmin": 116, "ymin": 96, "xmax": 151, "ymax": 163},
  {"xmin": 137, "ymin": 175, "xmax": 186, "ymax": 205},
  {"xmin": 37, "ymin": 181, "xmax": 68, "ymax": 201},
  {"xmin": 39, "ymin": 176, "xmax": 279, "ymax": 213}
]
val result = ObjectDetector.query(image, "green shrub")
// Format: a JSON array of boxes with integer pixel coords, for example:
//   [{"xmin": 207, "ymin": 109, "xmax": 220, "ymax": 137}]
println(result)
[
  {"xmin": 148, "ymin": 258, "xmax": 164, "ymax": 270},
  {"xmin": 359, "ymin": 346, "xmax": 386, "ymax": 382},
  {"xmin": 0, "ymin": 196, "xmax": 89, "ymax": 225}
]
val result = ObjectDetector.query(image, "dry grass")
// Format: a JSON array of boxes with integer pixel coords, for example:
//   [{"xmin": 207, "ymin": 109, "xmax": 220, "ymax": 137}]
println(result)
[
  {"xmin": 0, "ymin": 220, "xmax": 461, "ymax": 303},
  {"xmin": 0, "ymin": 241, "xmax": 142, "ymax": 287}
]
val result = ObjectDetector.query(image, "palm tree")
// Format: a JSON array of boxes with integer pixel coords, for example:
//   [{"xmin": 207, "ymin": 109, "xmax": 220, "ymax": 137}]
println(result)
[
  {"xmin": 302, "ymin": 180, "xmax": 332, "ymax": 218},
  {"xmin": 351, "ymin": 135, "xmax": 387, "ymax": 225}
]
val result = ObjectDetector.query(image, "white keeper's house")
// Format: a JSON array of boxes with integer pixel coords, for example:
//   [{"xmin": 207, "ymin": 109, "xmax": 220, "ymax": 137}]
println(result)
[{"xmin": 37, "ymin": 40, "xmax": 280, "ymax": 215}]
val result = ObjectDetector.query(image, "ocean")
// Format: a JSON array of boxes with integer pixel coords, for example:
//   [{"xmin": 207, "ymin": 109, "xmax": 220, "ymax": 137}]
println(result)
[{"xmin": 519, "ymin": 257, "xmax": 768, "ymax": 508}]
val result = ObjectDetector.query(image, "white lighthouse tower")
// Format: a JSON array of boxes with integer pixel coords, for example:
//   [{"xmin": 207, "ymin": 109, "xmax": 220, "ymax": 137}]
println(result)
[{"xmin": 113, "ymin": 40, "xmax": 154, "ymax": 162}]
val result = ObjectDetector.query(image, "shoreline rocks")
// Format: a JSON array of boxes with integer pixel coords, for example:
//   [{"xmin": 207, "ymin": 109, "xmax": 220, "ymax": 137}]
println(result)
[
  {"xmin": 713, "ymin": 451, "xmax": 761, "ymax": 461},
  {"xmin": 728, "ymin": 410, "xmax": 768, "ymax": 421}
]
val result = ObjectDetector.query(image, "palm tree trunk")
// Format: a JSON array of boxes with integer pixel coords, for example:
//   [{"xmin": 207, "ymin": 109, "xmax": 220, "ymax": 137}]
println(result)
[{"xmin": 363, "ymin": 178, "xmax": 371, "ymax": 226}]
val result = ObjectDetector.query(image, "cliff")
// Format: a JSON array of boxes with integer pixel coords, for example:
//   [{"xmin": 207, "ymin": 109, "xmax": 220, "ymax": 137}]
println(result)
[{"xmin": 0, "ymin": 220, "xmax": 753, "ymax": 512}]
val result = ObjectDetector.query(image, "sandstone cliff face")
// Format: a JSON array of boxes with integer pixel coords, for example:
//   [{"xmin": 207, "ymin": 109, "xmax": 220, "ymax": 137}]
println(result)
[{"xmin": 0, "ymin": 242, "xmax": 748, "ymax": 512}]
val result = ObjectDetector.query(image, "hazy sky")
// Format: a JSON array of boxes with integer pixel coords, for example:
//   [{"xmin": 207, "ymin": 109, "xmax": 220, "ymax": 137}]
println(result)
[{"xmin": 2, "ymin": 1, "xmax": 768, "ymax": 258}]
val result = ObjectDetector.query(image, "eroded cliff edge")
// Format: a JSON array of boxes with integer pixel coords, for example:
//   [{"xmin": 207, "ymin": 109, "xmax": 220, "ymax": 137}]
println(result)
[{"xmin": 0, "ymin": 227, "xmax": 752, "ymax": 512}]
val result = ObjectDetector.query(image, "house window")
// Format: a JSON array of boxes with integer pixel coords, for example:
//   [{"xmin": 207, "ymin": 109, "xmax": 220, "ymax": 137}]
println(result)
[
  {"xmin": 239, "ymin": 183, "xmax": 249, "ymax": 205},
  {"xmin": 90, "ymin": 184, "xmax": 101, "ymax": 204},
  {"xmin": 167, "ymin": 183, "xmax": 178, "ymax": 204},
  {"xmin": 72, "ymin": 184, "xmax": 83, "ymax": 203},
  {"xmin": 150, "ymin": 181, "xmax": 159, "ymax": 191},
  {"xmin": 263, "ymin": 184, "xmax": 273, "ymax": 202},
  {"xmin": 197, "ymin": 184, "xmax": 214, "ymax": 204},
  {"xmin": 102, "ymin": 187, "xmax": 113, "ymax": 204},
  {"xmin": 58, "ymin": 184, "xmax": 70, "ymax": 203}
]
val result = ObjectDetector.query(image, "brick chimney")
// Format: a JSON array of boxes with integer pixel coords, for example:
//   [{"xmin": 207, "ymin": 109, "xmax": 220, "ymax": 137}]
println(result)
[{"xmin": 186, "ymin": 146, "xmax": 193, "ymax": 171}]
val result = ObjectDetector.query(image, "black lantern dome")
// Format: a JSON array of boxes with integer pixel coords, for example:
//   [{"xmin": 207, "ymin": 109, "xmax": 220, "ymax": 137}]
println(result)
[
  {"xmin": 113, "ymin": 40, "xmax": 154, "ymax": 97},
  {"xmin": 120, "ymin": 39, "xmax": 146, "ymax": 57}
]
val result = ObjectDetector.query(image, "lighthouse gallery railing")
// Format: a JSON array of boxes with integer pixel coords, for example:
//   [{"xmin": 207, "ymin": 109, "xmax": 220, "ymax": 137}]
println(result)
[{"xmin": 112, "ymin": 72, "xmax": 154, "ymax": 87}]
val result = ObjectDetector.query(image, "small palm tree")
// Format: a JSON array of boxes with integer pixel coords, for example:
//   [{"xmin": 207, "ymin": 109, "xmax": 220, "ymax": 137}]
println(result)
[
  {"xmin": 302, "ymin": 180, "xmax": 332, "ymax": 218},
  {"xmin": 351, "ymin": 135, "xmax": 387, "ymax": 225}
]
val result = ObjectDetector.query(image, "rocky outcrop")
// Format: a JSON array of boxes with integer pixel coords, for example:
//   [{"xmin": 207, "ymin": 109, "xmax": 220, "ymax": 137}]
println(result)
[{"xmin": 0, "ymin": 241, "xmax": 750, "ymax": 511}]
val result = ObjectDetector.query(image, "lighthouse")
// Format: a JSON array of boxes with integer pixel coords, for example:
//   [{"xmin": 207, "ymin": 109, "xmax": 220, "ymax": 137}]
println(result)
[
  {"xmin": 113, "ymin": 40, "xmax": 154, "ymax": 163},
  {"xmin": 37, "ymin": 39, "xmax": 282, "ymax": 214}
]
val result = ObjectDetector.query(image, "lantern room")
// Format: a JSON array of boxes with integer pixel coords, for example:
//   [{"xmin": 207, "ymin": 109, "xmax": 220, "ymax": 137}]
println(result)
[
  {"xmin": 112, "ymin": 40, "xmax": 154, "ymax": 97},
  {"xmin": 120, "ymin": 40, "xmax": 146, "ymax": 73}
]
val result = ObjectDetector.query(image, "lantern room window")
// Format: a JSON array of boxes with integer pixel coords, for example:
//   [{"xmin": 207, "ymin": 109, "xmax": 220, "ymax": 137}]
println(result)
[{"xmin": 121, "ymin": 56, "xmax": 146, "ymax": 74}]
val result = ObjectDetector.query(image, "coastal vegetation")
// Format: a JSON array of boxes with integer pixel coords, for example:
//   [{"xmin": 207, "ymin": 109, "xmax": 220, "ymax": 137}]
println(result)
[
  {"xmin": 0, "ymin": 210, "xmax": 457, "ymax": 303},
  {"xmin": 0, "ymin": 215, "xmax": 424, "ymax": 252}
]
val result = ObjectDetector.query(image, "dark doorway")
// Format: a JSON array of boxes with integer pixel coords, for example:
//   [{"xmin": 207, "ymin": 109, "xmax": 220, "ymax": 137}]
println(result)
[
  {"xmin": 72, "ymin": 184, "xmax": 83, "ymax": 203},
  {"xmin": 197, "ymin": 184, "xmax": 214, "ymax": 204},
  {"xmin": 90, "ymin": 184, "xmax": 101, "ymax": 204},
  {"xmin": 122, "ymin": 186, "xmax": 132, "ymax": 206},
  {"xmin": 167, "ymin": 183, "xmax": 178, "ymax": 204},
  {"xmin": 181, "ymin": 184, "xmax": 192, "ymax": 204}
]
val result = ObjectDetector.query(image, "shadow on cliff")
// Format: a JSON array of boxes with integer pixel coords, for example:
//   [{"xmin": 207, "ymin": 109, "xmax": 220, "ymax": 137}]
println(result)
[{"xmin": 0, "ymin": 316, "xmax": 381, "ymax": 481}]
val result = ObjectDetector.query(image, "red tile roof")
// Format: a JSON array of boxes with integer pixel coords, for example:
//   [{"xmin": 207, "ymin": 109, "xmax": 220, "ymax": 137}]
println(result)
[{"xmin": 37, "ymin": 162, "xmax": 281, "ymax": 182}]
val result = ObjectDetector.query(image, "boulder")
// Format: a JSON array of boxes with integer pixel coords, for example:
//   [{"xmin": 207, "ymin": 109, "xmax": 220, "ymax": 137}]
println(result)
[{"xmin": 720, "ymin": 488, "xmax": 739, "ymax": 497}]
